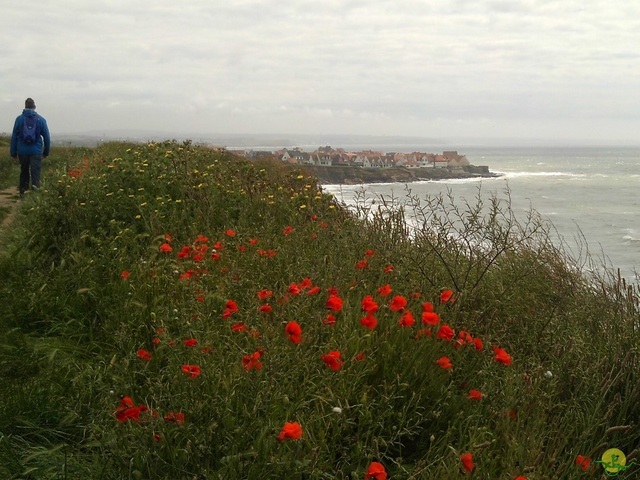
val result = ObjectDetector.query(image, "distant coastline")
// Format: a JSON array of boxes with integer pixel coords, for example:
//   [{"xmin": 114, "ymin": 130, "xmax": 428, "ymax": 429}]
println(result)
[{"xmin": 229, "ymin": 145, "xmax": 501, "ymax": 185}]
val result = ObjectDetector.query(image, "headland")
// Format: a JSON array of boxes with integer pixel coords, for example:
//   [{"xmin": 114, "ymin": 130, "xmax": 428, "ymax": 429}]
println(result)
[{"xmin": 230, "ymin": 146, "xmax": 501, "ymax": 184}]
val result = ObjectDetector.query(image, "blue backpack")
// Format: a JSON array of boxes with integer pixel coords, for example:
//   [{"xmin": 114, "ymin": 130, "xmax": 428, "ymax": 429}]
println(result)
[{"xmin": 21, "ymin": 114, "xmax": 40, "ymax": 144}]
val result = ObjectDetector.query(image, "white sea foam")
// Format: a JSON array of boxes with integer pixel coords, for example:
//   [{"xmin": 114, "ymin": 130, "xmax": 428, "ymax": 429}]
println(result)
[{"xmin": 496, "ymin": 171, "xmax": 587, "ymax": 179}]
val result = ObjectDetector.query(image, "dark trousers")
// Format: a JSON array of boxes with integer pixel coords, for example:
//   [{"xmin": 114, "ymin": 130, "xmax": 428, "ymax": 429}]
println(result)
[{"xmin": 18, "ymin": 154, "xmax": 43, "ymax": 194}]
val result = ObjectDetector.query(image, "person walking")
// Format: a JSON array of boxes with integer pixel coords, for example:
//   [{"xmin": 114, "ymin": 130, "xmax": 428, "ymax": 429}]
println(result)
[{"xmin": 10, "ymin": 98, "xmax": 51, "ymax": 198}]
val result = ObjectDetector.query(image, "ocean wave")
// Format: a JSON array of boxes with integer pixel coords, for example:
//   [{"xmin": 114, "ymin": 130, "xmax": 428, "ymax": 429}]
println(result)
[
  {"xmin": 494, "ymin": 171, "xmax": 587, "ymax": 179},
  {"xmin": 322, "ymin": 176, "xmax": 491, "ymax": 189},
  {"xmin": 622, "ymin": 235, "xmax": 640, "ymax": 244},
  {"xmin": 413, "ymin": 177, "xmax": 488, "ymax": 185}
]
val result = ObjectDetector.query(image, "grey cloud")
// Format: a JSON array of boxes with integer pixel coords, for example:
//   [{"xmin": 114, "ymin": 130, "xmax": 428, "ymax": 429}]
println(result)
[{"xmin": 2, "ymin": 0, "xmax": 639, "ymax": 143}]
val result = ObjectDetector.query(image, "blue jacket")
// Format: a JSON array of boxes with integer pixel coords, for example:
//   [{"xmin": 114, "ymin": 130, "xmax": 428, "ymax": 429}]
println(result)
[{"xmin": 10, "ymin": 109, "xmax": 51, "ymax": 157}]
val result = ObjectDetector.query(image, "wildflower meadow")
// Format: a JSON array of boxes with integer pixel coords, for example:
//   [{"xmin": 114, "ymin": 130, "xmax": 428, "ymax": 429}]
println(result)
[{"xmin": 0, "ymin": 137, "xmax": 639, "ymax": 479}]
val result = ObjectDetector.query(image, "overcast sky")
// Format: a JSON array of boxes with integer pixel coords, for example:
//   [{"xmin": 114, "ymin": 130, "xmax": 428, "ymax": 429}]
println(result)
[{"xmin": 3, "ymin": 0, "xmax": 639, "ymax": 144}]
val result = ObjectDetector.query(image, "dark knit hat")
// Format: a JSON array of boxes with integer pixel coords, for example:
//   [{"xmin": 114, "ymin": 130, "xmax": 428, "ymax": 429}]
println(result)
[{"xmin": 25, "ymin": 98, "xmax": 36, "ymax": 109}]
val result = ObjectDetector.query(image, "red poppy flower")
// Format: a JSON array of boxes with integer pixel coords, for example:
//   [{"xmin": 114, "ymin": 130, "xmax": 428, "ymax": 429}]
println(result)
[
  {"xmin": 461, "ymin": 452, "xmax": 474, "ymax": 472},
  {"xmin": 399, "ymin": 311, "xmax": 416, "ymax": 327},
  {"xmin": 389, "ymin": 295, "xmax": 407, "ymax": 312},
  {"xmin": 257, "ymin": 289, "xmax": 273, "ymax": 300},
  {"xmin": 323, "ymin": 314, "xmax": 337, "ymax": 326},
  {"xmin": 194, "ymin": 234, "xmax": 208, "ymax": 243},
  {"xmin": 422, "ymin": 301, "xmax": 434, "ymax": 312},
  {"xmin": 306, "ymin": 286, "xmax": 321, "ymax": 295},
  {"xmin": 136, "ymin": 349, "xmax": 152, "ymax": 361},
  {"xmin": 360, "ymin": 314, "xmax": 378, "ymax": 330},
  {"xmin": 163, "ymin": 412, "xmax": 185, "ymax": 425},
  {"xmin": 437, "ymin": 356, "xmax": 453, "ymax": 370},
  {"xmin": 377, "ymin": 284, "xmax": 392, "ymax": 297},
  {"xmin": 164, "ymin": 233, "xmax": 172, "ymax": 242},
  {"xmin": 421, "ymin": 311, "xmax": 440, "ymax": 326},
  {"xmin": 283, "ymin": 225, "xmax": 294, "ymax": 236},
  {"xmin": 361, "ymin": 295, "xmax": 379, "ymax": 313},
  {"xmin": 327, "ymin": 286, "xmax": 339, "ymax": 296},
  {"xmin": 473, "ymin": 338, "xmax": 484, "ymax": 351},
  {"xmin": 115, "ymin": 405, "xmax": 147, "ymax": 423},
  {"xmin": 467, "ymin": 389, "xmax": 483, "ymax": 400},
  {"xmin": 436, "ymin": 325, "xmax": 454, "ymax": 341},
  {"xmin": 285, "ymin": 321, "xmax": 302, "ymax": 344},
  {"xmin": 159, "ymin": 243, "xmax": 173, "ymax": 253},
  {"xmin": 276, "ymin": 421, "xmax": 303, "ymax": 441},
  {"xmin": 355, "ymin": 259, "xmax": 368, "ymax": 269},
  {"xmin": 184, "ymin": 338, "xmax": 197, "ymax": 347},
  {"xmin": 181, "ymin": 364, "xmax": 201, "ymax": 378},
  {"xmin": 222, "ymin": 299, "xmax": 239, "ymax": 319},
  {"xmin": 178, "ymin": 246, "xmax": 192, "ymax": 259},
  {"xmin": 492, "ymin": 345, "xmax": 513, "ymax": 366},
  {"xmin": 288, "ymin": 283, "xmax": 302, "ymax": 296},
  {"xmin": 285, "ymin": 321, "xmax": 302, "ymax": 335},
  {"xmin": 440, "ymin": 289, "xmax": 455, "ymax": 303},
  {"xmin": 115, "ymin": 396, "xmax": 148, "ymax": 423},
  {"xmin": 458, "ymin": 330, "xmax": 473, "ymax": 344},
  {"xmin": 384, "ymin": 264, "xmax": 394, "ymax": 273},
  {"xmin": 321, "ymin": 350, "xmax": 344, "ymax": 371},
  {"xmin": 120, "ymin": 270, "xmax": 131, "ymax": 280},
  {"xmin": 224, "ymin": 229, "xmax": 236, "ymax": 237},
  {"xmin": 575, "ymin": 455, "xmax": 591, "ymax": 471},
  {"xmin": 249, "ymin": 238, "xmax": 258, "ymax": 245},
  {"xmin": 211, "ymin": 251, "xmax": 221, "ymax": 261},
  {"xmin": 300, "ymin": 277, "xmax": 313, "ymax": 289},
  {"xmin": 326, "ymin": 295, "xmax": 344, "ymax": 312},
  {"xmin": 258, "ymin": 304, "xmax": 273, "ymax": 314},
  {"xmin": 514, "ymin": 477, "xmax": 528, "ymax": 480},
  {"xmin": 365, "ymin": 461, "xmax": 387, "ymax": 480},
  {"xmin": 365, "ymin": 249, "xmax": 375, "ymax": 257},
  {"xmin": 354, "ymin": 351, "xmax": 366, "ymax": 362},
  {"xmin": 242, "ymin": 351, "xmax": 263, "ymax": 371},
  {"xmin": 232, "ymin": 323, "xmax": 247, "ymax": 332}
]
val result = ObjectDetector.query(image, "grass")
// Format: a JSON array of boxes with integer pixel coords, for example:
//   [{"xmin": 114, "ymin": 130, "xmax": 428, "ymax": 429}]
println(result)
[{"xmin": 0, "ymin": 138, "xmax": 639, "ymax": 479}]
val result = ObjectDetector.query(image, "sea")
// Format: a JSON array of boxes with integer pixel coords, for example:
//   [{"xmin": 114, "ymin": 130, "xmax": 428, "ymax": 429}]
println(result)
[{"xmin": 320, "ymin": 146, "xmax": 640, "ymax": 285}]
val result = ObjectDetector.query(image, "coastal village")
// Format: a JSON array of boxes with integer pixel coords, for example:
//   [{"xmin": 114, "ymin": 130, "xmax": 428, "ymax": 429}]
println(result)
[{"xmin": 229, "ymin": 146, "xmax": 488, "ymax": 173}]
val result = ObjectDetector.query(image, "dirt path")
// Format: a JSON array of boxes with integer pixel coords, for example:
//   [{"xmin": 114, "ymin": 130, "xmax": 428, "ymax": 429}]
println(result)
[{"xmin": 0, "ymin": 186, "xmax": 20, "ymax": 233}]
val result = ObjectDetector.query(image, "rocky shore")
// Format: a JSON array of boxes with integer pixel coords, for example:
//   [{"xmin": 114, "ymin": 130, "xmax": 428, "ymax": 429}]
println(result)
[{"xmin": 302, "ymin": 165, "xmax": 502, "ymax": 185}]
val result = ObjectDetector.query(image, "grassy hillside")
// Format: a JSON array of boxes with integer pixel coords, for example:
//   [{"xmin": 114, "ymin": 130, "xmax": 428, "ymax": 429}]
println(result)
[{"xmin": 0, "ymin": 140, "xmax": 639, "ymax": 479}]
